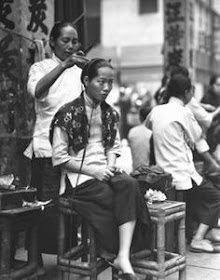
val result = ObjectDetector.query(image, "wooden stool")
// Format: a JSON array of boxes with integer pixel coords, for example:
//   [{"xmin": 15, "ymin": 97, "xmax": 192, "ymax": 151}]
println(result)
[
  {"xmin": 130, "ymin": 200, "xmax": 186, "ymax": 280},
  {"xmin": 58, "ymin": 197, "xmax": 109, "ymax": 280},
  {"xmin": 0, "ymin": 206, "xmax": 42, "ymax": 280}
]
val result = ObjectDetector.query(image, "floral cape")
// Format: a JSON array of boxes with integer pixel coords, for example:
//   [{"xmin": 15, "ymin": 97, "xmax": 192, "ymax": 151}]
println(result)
[{"xmin": 50, "ymin": 92, "xmax": 119, "ymax": 154}]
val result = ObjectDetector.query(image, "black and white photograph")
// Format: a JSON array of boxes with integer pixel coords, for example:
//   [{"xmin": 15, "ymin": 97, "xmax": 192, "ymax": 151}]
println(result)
[{"xmin": 0, "ymin": 0, "xmax": 220, "ymax": 279}]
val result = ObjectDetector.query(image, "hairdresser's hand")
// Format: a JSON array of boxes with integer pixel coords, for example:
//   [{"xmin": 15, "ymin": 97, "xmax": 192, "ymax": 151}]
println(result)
[
  {"xmin": 93, "ymin": 167, "xmax": 114, "ymax": 182},
  {"xmin": 201, "ymin": 103, "xmax": 216, "ymax": 112},
  {"xmin": 62, "ymin": 51, "xmax": 89, "ymax": 69}
]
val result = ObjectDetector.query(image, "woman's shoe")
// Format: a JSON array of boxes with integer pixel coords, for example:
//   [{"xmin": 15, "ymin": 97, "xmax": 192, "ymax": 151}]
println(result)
[
  {"xmin": 205, "ymin": 228, "xmax": 220, "ymax": 243},
  {"xmin": 104, "ymin": 257, "xmax": 138, "ymax": 278},
  {"xmin": 104, "ymin": 259, "xmax": 120, "ymax": 270},
  {"xmin": 190, "ymin": 239, "xmax": 214, "ymax": 253}
]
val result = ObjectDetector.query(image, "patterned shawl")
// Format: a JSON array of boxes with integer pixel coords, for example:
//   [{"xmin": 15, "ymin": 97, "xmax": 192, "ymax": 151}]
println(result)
[{"xmin": 50, "ymin": 92, "xmax": 119, "ymax": 154}]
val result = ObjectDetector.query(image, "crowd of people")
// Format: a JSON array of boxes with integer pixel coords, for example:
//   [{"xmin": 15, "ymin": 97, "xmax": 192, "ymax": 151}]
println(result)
[{"xmin": 24, "ymin": 20, "xmax": 220, "ymax": 279}]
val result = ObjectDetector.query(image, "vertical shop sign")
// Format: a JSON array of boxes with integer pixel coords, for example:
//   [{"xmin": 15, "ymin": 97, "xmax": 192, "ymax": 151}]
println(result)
[
  {"xmin": 187, "ymin": 0, "xmax": 195, "ymax": 76},
  {"xmin": 164, "ymin": 0, "xmax": 195, "ymax": 76}
]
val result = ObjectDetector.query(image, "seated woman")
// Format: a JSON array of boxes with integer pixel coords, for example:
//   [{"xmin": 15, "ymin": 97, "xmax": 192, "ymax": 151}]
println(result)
[
  {"xmin": 50, "ymin": 58, "xmax": 152, "ymax": 280},
  {"xmin": 146, "ymin": 73, "xmax": 220, "ymax": 253}
]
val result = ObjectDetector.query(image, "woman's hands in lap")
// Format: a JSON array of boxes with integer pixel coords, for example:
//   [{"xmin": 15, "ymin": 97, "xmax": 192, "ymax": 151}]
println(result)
[
  {"xmin": 93, "ymin": 166, "xmax": 123, "ymax": 182},
  {"xmin": 93, "ymin": 167, "xmax": 114, "ymax": 182}
]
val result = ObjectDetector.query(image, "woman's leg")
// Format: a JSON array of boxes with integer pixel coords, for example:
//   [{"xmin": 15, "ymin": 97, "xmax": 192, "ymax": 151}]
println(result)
[
  {"xmin": 30, "ymin": 157, "xmax": 60, "ymax": 256},
  {"xmin": 190, "ymin": 223, "xmax": 214, "ymax": 252},
  {"xmin": 110, "ymin": 173, "xmax": 151, "ymax": 275},
  {"xmin": 189, "ymin": 179, "xmax": 220, "ymax": 251},
  {"xmin": 71, "ymin": 175, "xmax": 151, "ymax": 271},
  {"xmin": 114, "ymin": 220, "xmax": 136, "ymax": 274},
  {"xmin": 193, "ymin": 223, "xmax": 210, "ymax": 240}
]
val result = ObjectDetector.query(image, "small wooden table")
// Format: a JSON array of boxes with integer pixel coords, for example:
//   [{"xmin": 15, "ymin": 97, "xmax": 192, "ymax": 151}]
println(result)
[
  {"xmin": 0, "ymin": 206, "xmax": 42, "ymax": 280},
  {"xmin": 131, "ymin": 200, "xmax": 186, "ymax": 280}
]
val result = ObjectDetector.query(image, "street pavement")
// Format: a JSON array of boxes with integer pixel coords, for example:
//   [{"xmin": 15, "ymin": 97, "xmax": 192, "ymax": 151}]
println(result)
[{"xmin": 15, "ymin": 243, "xmax": 220, "ymax": 279}]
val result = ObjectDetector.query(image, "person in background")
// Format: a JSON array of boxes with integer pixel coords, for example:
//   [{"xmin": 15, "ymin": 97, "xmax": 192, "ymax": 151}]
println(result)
[
  {"xmin": 24, "ymin": 21, "xmax": 89, "ymax": 266},
  {"xmin": 175, "ymin": 69, "xmax": 220, "ymax": 174},
  {"xmin": 154, "ymin": 75, "xmax": 169, "ymax": 105},
  {"xmin": 187, "ymin": 93, "xmax": 220, "ymax": 173},
  {"xmin": 202, "ymin": 74, "xmax": 220, "ymax": 107},
  {"xmin": 201, "ymin": 75, "xmax": 220, "ymax": 163},
  {"xmin": 50, "ymin": 58, "xmax": 152, "ymax": 280},
  {"xmin": 116, "ymin": 87, "xmax": 132, "ymax": 140},
  {"xmin": 128, "ymin": 105, "xmax": 152, "ymax": 170},
  {"xmin": 160, "ymin": 65, "xmax": 220, "ymax": 174},
  {"xmin": 146, "ymin": 73, "xmax": 220, "ymax": 253}
]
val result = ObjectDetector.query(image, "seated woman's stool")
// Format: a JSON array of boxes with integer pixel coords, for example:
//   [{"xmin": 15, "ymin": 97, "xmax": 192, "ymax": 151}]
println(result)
[
  {"xmin": 130, "ymin": 200, "xmax": 186, "ymax": 280},
  {"xmin": 0, "ymin": 206, "xmax": 42, "ymax": 280},
  {"xmin": 58, "ymin": 197, "xmax": 109, "ymax": 280}
]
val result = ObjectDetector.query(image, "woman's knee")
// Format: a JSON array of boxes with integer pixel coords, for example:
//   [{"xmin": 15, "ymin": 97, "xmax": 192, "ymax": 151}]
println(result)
[
  {"xmin": 110, "ymin": 173, "xmax": 139, "ymax": 193},
  {"xmin": 201, "ymin": 180, "xmax": 220, "ymax": 201}
]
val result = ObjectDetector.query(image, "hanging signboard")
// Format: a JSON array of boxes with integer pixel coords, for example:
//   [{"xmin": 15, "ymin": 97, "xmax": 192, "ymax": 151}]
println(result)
[{"xmin": 164, "ymin": 0, "xmax": 195, "ymax": 78}]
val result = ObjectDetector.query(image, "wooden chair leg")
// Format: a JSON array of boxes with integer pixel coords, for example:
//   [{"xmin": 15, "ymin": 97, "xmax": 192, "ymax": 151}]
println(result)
[
  {"xmin": 112, "ymin": 267, "xmax": 119, "ymax": 280},
  {"xmin": 82, "ymin": 219, "xmax": 88, "ymax": 262},
  {"xmin": 58, "ymin": 198, "xmax": 109, "ymax": 280}
]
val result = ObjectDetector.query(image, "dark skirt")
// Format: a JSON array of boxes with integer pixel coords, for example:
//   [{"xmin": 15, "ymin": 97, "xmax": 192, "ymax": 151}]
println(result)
[
  {"xmin": 64, "ymin": 173, "xmax": 153, "ymax": 254},
  {"xmin": 30, "ymin": 157, "xmax": 61, "ymax": 254}
]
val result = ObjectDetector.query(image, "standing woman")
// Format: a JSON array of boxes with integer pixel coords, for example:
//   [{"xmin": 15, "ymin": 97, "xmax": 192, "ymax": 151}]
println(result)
[
  {"xmin": 24, "ymin": 21, "xmax": 88, "ymax": 261},
  {"xmin": 50, "ymin": 59, "xmax": 152, "ymax": 280}
]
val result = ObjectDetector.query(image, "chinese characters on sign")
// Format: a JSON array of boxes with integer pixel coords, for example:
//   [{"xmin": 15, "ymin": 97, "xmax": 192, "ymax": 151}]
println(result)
[
  {"xmin": 0, "ymin": 0, "xmax": 15, "ymax": 29},
  {"xmin": 0, "ymin": 33, "xmax": 18, "ymax": 81},
  {"xmin": 0, "ymin": 33, "xmax": 18, "ymax": 134},
  {"xmin": 0, "ymin": 0, "xmax": 52, "ymax": 184},
  {"xmin": 164, "ymin": 0, "xmax": 185, "ymax": 71},
  {"xmin": 27, "ymin": 0, "xmax": 48, "ymax": 34},
  {"xmin": 164, "ymin": 0, "xmax": 195, "ymax": 75},
  {"xmin": 0, "ymin": 0, "xmax": 50, "ymax": 136},
  {"xmin": 187, "ymin": 0, "xmax": 194, "ymax": 71}
]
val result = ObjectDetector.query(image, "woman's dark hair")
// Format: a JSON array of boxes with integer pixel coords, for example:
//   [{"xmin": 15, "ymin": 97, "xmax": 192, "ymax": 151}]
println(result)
[
  {"xmin": 209, "ymin": 74, "xmax": 220, "ymax": 86},
  {"xmin": 161, "ymin": 75, "xmax": 169, "ymax": 87},
  {"xmin": 49, "ymin": 21, "xmax": 77, "ymax": 49},
  {"xmin": 170, "ymin": 65, "xmax": 189, "ymax": 78},
  {"xmin": 139, "ymin": 105, "xmax": 151, "ymax": 122},
  {"xmin": 166, "ymin": 73, "xmax": 192, "ymax": 99},
  {"xmin": 81, "ymin": 58, "xmax": 113, "ymax": 84}
]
